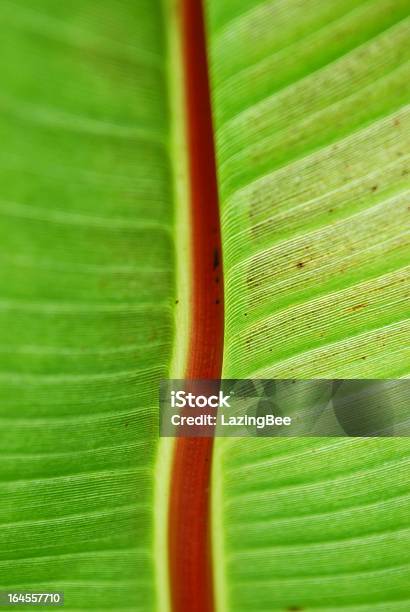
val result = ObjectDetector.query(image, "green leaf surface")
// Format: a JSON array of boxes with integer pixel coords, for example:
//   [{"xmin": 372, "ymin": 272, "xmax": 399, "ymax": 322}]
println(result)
[
  {"xmin": 1, "ymin": 0, "xmax": 409, "ymax": 610},
  {"xmin": 0, "ymin": 1, "xmax": 178, "ymax": 609},
  {"xmin": 206, "ymin": 0, "xmax": 410, "ymax": 610}
]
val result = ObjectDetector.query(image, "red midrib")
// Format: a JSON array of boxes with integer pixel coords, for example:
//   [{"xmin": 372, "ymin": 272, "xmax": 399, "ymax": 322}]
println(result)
[{"xmin": 168, "ymin": 1, "xmax": 223, "ymax": 611}]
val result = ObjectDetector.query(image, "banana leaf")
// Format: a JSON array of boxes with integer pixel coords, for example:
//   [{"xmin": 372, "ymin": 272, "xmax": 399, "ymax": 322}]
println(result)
[
  {"xmin": 206, "ymin": 0, "xmax": 410, "ymax": 609},
  {"xmin": 0, "ymin": 0, "xmax": 409, "ymax": 610},
  {"xmin": 0, "ymin": 1, "xmax": 186, "ymax": 609}
]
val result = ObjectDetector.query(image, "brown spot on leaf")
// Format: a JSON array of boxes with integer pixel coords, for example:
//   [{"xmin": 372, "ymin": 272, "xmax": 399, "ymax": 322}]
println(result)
[
  {"xmin": 296, "ymin": 262, "xmax": 305, "ymax": 269},
  {"xmin": 350, "ymin": 303, "xmax": 368, "ymax": 312}
]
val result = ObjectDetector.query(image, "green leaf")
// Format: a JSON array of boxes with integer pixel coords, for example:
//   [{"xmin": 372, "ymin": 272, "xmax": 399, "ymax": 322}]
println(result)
[
  {"xmin": 205, "ymin": 0, "xmax": 410, "ymax": 609},
  {"xmin": 1, "ymin": 0, "xmax": 409, "ymax": 610},
  {"xmin": 0, "ymin": 1, "xmax": 188, "ymax": 609}
]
